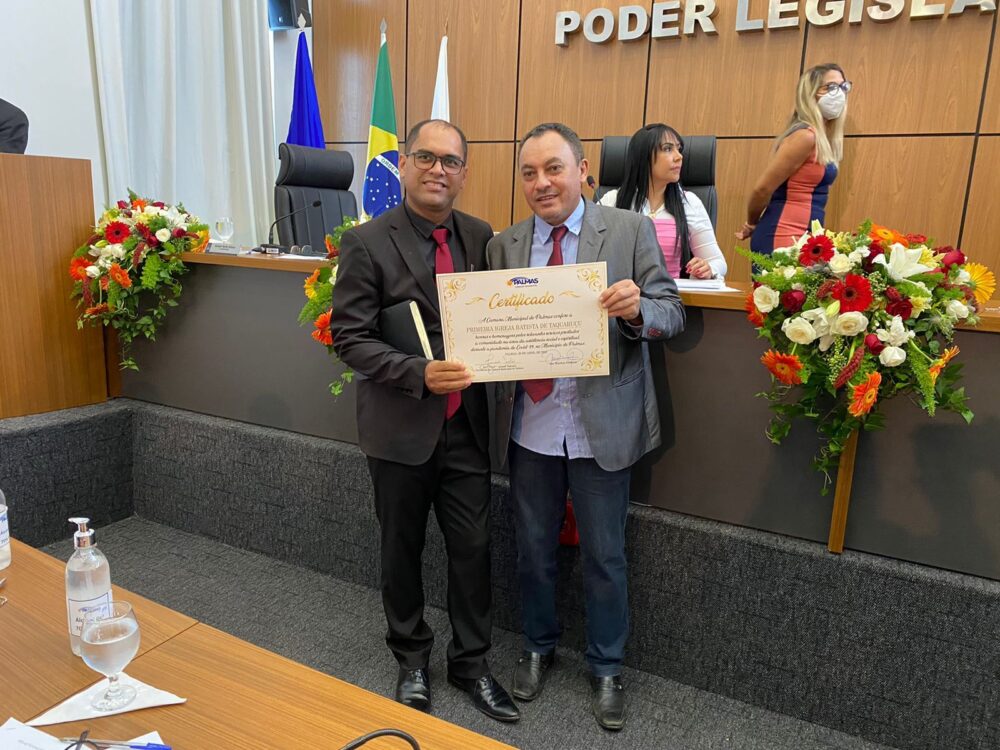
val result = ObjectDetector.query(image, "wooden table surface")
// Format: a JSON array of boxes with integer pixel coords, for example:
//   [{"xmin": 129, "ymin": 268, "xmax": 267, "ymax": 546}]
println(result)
[
  {"xmin": 2, "ymin": 540, "xmax": 195, "ymax": 722},
  {"xmin": 2, "ymin": 541, "xmax": 513, "ymax": 749}
]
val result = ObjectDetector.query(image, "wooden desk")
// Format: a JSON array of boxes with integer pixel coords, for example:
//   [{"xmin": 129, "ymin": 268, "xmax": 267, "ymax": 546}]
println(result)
[
  {"xmin": 2, "ymin": 540, "xmax": 196, "ymax": 722},
  {"xmin": 51, "ymin": 624, "xmax": 514, "ymax": 750}
]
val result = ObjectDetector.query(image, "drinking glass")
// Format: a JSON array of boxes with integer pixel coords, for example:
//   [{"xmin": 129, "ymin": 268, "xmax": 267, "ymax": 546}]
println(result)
[
  {"xmin": 214, "ymin": 217, "xmax": 235, "ymax": 243},
  {"xmin": 80, "ymin": 601, "xmax": 141, "ymax": 711}
]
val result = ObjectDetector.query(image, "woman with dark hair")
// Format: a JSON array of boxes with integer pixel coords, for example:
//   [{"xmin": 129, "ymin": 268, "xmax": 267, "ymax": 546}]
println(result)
[
  {"xmin": 737, "ymin": 63, "xmax": 851, "ymax": 254},
  {"xmin": 599, "ymin": 123, "xmax": 726, "ymax": 280}
]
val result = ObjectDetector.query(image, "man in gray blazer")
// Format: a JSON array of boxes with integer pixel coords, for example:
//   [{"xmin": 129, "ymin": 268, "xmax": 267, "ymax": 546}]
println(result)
[
  {"xmin": 331, "ymin": 119, "xmax": 518, "ymax": 723},
  {"xmin": 487, "ymin": 122, "xmax": 685, "ymax": 731}
]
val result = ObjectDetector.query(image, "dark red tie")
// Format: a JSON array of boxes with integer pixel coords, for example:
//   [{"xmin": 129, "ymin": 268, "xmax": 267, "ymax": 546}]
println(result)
[
  {"xmin": 431, "ymin": 227, "xmax": 461, "ymax": 420},
  {"xmin": 522, "ymin": 225, "xmax": 568, "ymax": 404}
]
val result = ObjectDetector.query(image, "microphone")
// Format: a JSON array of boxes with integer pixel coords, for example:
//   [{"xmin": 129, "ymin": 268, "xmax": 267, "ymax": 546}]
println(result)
[
  {"xmin": 586, "ymin": 176, "xmax": 596, "ymax": 190},
  {"xmin": 258, "ymin": 200, "xmax": 322, "ymax": 254}
]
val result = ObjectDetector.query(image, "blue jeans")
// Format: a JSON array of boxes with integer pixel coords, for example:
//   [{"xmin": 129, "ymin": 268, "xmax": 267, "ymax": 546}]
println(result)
[{"xmin": 508, "ymin": 442, "xmax": 631, "ymax": 677}]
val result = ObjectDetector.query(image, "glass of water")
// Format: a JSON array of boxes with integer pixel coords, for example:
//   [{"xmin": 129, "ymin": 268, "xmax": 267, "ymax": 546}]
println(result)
[
  {"xmin": 80, "ymin": 601, "xmax": 141, "ymax": 711},
  {"xmin": 214, "ymin": 217, "xmax": 235, "ymax": 243}
]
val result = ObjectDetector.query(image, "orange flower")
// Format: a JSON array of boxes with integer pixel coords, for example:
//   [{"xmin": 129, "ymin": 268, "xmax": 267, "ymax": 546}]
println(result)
[
  {"xmin": 304, "ymin": 269, "xmax": 321, "ymax": 300},
  {"xmin": 188, "ymin": 229, "xmax": 210, "ymax": 254},
  {"xmin": 745, "ymin": 292, "xmax": 765, "ymax": 327},
  {"xmin": 69, "ymin": 257, "xmax": 90, "ymax": 281},
  {"xmin": 84, "ymin": 303, "xmax": 109, "ymax": 316},
  {"xmin": 131, "ymin": 197, "xmax": 147, "ymax": 211},
  {"xmin": 848, "ymin": 372, "xmax": 881, "ymax": 418},
  {"xmin": 869, "ymin": 224, "xmax": 906, "ymax": 247},
  {"xmin": 109, "ymin": 263, "xmax": 132, "ymax": 289},
  {"xmin": 929, "ymin": 346, "xmax": 959, "ymax": 385},
  {"xmin": 761, "ymin": 349, "xmax": 803, "ymax": 385},
  {"xmin": 311, "ymin": 309, "xmax": 333, "ymax": 346}
]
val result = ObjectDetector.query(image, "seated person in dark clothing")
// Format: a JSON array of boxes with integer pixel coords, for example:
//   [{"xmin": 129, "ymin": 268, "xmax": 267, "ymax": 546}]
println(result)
[{"xmin": 0, "ymin": 98, "xmax": 29, "ymax": 154}]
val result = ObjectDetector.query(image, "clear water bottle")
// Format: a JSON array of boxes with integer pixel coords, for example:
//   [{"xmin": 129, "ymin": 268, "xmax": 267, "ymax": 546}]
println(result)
[
  {"xmin": 65, "ymin": 517, "xmax": 112, "ymax": 655},
  {"xmin": 0, "ymin": 489, "xmax": 10, "ymax": 571}
]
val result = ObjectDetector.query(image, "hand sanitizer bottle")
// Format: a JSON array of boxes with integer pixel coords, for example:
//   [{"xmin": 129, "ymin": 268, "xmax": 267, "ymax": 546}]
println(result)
[
  {"xmin": 0, "ymin": 489, "xmax": 10, "ymax": 571},
  {"xmin": 65, "ymin": 517, "xmax": 112, "ymax": 655}
]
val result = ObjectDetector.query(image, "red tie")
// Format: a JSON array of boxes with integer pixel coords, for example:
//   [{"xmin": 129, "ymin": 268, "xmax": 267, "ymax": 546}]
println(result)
[
  {"xmin": 522, "ymin": 225, "xmax": 568, "ymax": 404},
  {"xmin": 431, "ymin": 227, "xmax": 461, "ymax": 420}
]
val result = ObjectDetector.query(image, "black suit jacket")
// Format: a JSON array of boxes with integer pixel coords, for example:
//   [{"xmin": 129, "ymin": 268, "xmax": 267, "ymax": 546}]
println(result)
[
  {"xmin": 330, "ymin": 204, "xmax": 493, "ymax": 465},
  {"xmin": 0, "ymin": 99, "xmax": 28, "ymax": 154}
]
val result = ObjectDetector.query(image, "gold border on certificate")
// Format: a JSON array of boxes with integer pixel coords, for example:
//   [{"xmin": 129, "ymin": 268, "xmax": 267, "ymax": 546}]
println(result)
[{"xmin": 436, "ymin": 262, "xmax": 610, "ymax": 382}]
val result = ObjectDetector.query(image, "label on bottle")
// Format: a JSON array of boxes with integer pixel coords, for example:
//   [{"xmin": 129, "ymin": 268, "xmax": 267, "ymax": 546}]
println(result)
[
  {"xmin": 0, "ymin": 508, "xmax": 8, "ymax": 548},
  {"xmin": 67, "ymin": 591, "xmax": 113, "ymax": 636}
]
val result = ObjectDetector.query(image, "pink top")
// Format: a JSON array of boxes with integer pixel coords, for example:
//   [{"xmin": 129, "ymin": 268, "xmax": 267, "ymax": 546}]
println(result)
[{"xmin": 652, "ymin": 217, "xmax": 681, "ymax": 278}]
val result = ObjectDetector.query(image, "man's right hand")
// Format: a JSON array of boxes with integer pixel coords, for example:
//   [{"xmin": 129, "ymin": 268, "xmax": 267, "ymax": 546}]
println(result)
[{"xmin": 425, "ymin": 360, "xmax": 472, "ymax": 394}]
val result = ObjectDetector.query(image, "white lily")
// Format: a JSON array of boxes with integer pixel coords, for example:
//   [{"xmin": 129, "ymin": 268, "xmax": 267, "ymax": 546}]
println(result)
[{"xmin": 874, "ymin": 243, "xmax": 934, "ymax": 281}]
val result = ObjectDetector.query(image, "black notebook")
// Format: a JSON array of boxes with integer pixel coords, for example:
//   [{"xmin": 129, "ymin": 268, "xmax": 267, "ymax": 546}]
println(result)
[{"xmin": 379, "ymin": 300, "xmax": 434, "ymax": 359}]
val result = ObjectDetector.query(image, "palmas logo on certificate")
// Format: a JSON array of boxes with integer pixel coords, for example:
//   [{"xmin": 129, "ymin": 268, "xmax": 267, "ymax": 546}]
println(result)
[{"xmin": 436, "ymin": 262, "xmax": 610, "ymax": 383}]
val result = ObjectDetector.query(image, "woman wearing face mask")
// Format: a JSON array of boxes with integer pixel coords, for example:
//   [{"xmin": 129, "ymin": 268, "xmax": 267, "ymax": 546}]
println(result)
[
  {"xmin": 736, "ymin": 63, "xmax": 850, "ymax": 254},
  {"xmin": 600, "ymin": 123, "xmax": 727, "ymax": 280}
]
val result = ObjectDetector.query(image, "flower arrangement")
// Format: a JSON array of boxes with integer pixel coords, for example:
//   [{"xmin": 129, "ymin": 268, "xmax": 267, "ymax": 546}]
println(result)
[
  {"xmin": 297, "ymin": 216, "xmax": 359, "ymax": 396},
  {"xmin": 742, "ymin": 220, "xmax": 995, "ymax": 491},
  {"xmin": 69, "ymin": 190, "xmax": 209, "ymax": 370}
]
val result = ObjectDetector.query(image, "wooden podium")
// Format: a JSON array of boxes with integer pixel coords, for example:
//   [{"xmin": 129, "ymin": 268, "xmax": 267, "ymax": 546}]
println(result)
[{"xmin": 0, "ymin": 154, "xmax": 106, "ymax": 418}]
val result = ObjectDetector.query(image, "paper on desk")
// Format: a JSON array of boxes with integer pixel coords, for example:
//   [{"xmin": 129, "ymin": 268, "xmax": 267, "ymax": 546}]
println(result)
[
  {"xmin": 26, "ymin": 673, "xmax": 185, "ymax": 727},
  {"xmin": 1, "ymin": 718, "xmax": 162, "ymax": 749},
  {"xmin": 674, "ymin": 278, "xmax": 739, "ymax": 292}
]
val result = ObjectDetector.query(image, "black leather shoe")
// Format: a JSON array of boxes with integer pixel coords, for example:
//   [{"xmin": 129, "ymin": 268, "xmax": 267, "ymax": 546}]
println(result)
[
  {"xmin": 395, "ymin": 667, "xmax": 431, "ymax": 712},
  {"xmin": 591, "ymin": 675, "xmax": 626, "ymax": 731},
  {"xmin": 512, "ymin": 650, "xmax": 555, "ymax": 701},
  {"xmin": 448, "ymin": 673, "xmax": 521, "ymax": 722}
]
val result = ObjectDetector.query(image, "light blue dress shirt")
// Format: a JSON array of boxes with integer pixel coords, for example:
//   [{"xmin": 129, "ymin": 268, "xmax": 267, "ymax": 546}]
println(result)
[{"xmin": 511, "ymin": 198, "xmax": 594, "ymax": 459}]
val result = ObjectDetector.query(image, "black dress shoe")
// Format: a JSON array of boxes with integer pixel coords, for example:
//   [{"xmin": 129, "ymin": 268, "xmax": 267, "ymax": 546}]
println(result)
[
  {"xmin": 511, "ymin": 650, "xmax": 555, "ymax": 701},
  {"xmin": 448, "ymin": 673, "xmax": 521, "ymax": 722},
  {"xmin": 591, "ymin": 675, "xmax": 626, "ymax": 731},
  {"xmin": 395, "ymin": 667, "xmax": 431, "ymax": 712}
]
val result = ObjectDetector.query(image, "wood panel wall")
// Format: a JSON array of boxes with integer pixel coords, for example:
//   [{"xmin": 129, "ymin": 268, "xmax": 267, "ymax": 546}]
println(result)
[
  {"xmin": 314, "ymin": 1, "xmax": 999, "ymax": 284},
  {"xmin": 0, "ymin": 155, "xmax": 107, "ymax": 418}
]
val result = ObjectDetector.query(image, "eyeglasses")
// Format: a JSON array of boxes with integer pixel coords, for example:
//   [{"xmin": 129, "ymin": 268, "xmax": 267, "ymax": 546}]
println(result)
[
  {"xmin": 405, "ymin": 151, "xmax": 466, "ymax": 175},
  {"xmin": 658, "ymin": 142, "xmax": 683, "ymax": 155},
  {"xmin": 819, "ymin": 81, "xmax": 853, "ymax": 95}
]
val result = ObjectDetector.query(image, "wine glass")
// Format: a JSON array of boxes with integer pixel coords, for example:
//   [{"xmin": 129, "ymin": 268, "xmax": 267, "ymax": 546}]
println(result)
[
  {"xmin": 214, "ymin": 217, "xmax": 234, "ymax": 243},
  {"xmin": 80, "ymin": 601, "xmax": 141, "ymax": 711}
]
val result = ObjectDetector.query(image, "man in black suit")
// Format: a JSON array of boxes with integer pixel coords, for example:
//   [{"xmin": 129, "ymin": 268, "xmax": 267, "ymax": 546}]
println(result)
[
  {"xmin": 0, "ymin": 99, "xmax": 29, "ymax": 154},
  {"xmin": 330, "ymin": 119, "xmax": 519, "ymax": 723}
]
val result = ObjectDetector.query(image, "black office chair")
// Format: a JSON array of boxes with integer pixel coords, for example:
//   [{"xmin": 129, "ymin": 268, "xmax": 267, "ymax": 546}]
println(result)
[
  {"xmin": 594, "ymin": 134, "xmax": 718, "ymax": 229},
  {"xmin": 274, "ymin": 143, "xmax": 358, "ymax": 255}
]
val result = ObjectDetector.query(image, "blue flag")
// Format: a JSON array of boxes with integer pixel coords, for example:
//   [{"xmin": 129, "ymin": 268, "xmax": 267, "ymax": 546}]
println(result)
[{"xmin": 286, "ymin": 32, "xmax": 325, "ymax": 148}]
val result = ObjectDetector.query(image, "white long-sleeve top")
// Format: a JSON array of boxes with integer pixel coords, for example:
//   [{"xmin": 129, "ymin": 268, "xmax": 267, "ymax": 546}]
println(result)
[{"xmin": 599, "ymin": 188, "xmax": 728, "ymax": 280}]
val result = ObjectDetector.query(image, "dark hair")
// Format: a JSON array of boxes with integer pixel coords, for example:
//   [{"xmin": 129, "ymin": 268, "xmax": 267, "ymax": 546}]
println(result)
[
  {"xmin": 406, "ymin": 119, "xmax": 468, "ymax": 159},
  {"xmin": 615, "ymin": 123, "xmax": 691, "ymax": 275},
  {"xmin": 519, "ymin": 122, "xmax": 585, "ymax": 163}
]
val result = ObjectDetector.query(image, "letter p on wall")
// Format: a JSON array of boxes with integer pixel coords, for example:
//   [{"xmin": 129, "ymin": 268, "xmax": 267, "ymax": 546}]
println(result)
[{"xmin": 555, "ymin": 10, "xmax": 582, "ymax": 45}]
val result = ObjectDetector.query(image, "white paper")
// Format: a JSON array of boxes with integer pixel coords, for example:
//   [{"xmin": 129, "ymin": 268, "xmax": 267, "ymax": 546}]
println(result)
[
  {"xmin": 27, "ymin": 673, "xmax": 185, "ymax": 727},
  {"xmin": 0, "ymin": 718, "xmax": 162, "ymax": 749},
  {"xmin": 674, "ymin": 278, "xmax": 739, "ymax": 292}
]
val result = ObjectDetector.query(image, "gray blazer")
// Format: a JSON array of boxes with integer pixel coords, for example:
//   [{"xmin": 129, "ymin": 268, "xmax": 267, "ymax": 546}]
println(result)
[{"xmin": 486, "ymin": 201, "xmax": 685, "ymax": 472}]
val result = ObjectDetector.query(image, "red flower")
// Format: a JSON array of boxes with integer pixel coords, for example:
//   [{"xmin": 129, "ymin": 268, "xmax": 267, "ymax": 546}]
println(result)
[
  {"xmin": 884, "ymin": 287, "xmax": 913, "ymax": 319},
  {"xmin": 100, "ymin": 276, "xmax": 109, "ymax": 291},
  {"xmin": 117, "ymin": 200, "xmax": 129, "ymax": 210},
  {"xmin": 905, "ymin": 233, "xmax": 927, "ymax": 246},
  {"xmin": 109, "ymin": 263, "xmax": 132, "ymax": 289},
  {"xmin": 69, "ymin": 256, "xmax": 91, "ymax": 281},
  {"xmin": 137, "ymin": 222, "xmax": 159, "ymax": 247},
  {"xmin": 799, "ymin": 235, "xmax": 835, "ymax": 266},
  {"xmin": 831, "ymin": 274, "xmax": 873, "ymax": 313},
  {"xmin": 780, "ymin": 289, "xmax": 806, "ymax": 314},
  {"xmin": 311, "ymin": 310, "xmax": 333, "ymax": 346},
  {"xmin": 863, "ymin": 240, "xmax": 884, "ymax": 272},
  {"xmin": 864, "ymin": 333, "xmax": 885, "ymax": 355},
  {"xmin": 85, "ymin": 303, "xmax": 109, "ymax": 316},
  {"xmin": 172, "ymin": 227, "xmax": 186, "ymax": 238},
  {"xmin": 939, "ymin": 247, "xmax": 966, "ymax": 269},
  {"xmin": 104, "ymin": 221, "xmax": 130, "ymax": 244}
]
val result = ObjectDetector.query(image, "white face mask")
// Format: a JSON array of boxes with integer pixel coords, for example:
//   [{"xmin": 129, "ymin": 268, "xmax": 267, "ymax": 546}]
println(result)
[{"xmin": 818, "ymin": 89, "xmax": 846, "ymax": 120}]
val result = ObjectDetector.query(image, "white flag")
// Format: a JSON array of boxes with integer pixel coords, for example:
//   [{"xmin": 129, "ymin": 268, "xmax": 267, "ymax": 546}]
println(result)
[{"xmin": 430, "ymin": 35, "xmax": 449, "ymax": 120}]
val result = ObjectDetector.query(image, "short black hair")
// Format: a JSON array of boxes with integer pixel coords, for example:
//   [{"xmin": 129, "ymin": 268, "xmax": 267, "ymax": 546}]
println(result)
[
  {"xmin": 519, "ymin": 122, "xmax": 584, "ymax": 164},
  {"xmin": 405, "ymin": 119, "xmax": 468, "ymax": 160}
]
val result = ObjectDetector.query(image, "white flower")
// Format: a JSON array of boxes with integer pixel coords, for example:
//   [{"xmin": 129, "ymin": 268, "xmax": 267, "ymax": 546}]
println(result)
[
  {"xmin": 874, "ymin": 243, "xmax": 934, "ymax": 281},
  {"xmin": 946, "ymin": 299, "xmax": 970, "ymax": 320},
  {"xmin": 144, "ymin": 205, "xmax": 159, "ymax": 215},
  {"xmin": 849, "ymin": 247, "xmax": 871, "ymax": 264},
  {"xmin": 810, "ymin": 219, "xmax": 825, "ymax": 235},
  {"xmin": 155, "ymin": 228, "xmax": 172, "ymax": 243},
  {"xmin": 782, "ymin": 316, "xmax": 818, "ymax": 345},
  {"xmin": 773, "ymin": 245, "xmax": 796, "ymax": 257},
  {"xmin": 876, "ymin": 315, "xmax": 915, "ymax": 347},
  {"xmin": 879, "ymin": 346, "xmax": 907, "ymax": 367},
  {"xmin": 792, "ymin": 283, "xmax": 804, "ymax": 291},
  {"xmin": 818, "ymin": 335, "xmax": 835, "ymax": 352},
  {"xmin": 829, "ymin": 253, "xmax": 854, "ymax": 275},
  {"xmin": 782, "ymin": 266, "xmax": 798, "ymax": 279},
  {"xmin": 753, "ymin": 285, "xmax": 780, "ymax": 313},
  {"xmin": 956, "ymin": 269, "xmax": 971, "ymax": 284},
  {"xmin": 85, "ymin": 265, "xmax": 101, "ymax": 278},
  {"xmin": 801, "ymin": 306, "xmax": 832, "ymax": 337},
  {"xmin": 831, "ymin": 311, "xmax": 869, "ymax": 336}
]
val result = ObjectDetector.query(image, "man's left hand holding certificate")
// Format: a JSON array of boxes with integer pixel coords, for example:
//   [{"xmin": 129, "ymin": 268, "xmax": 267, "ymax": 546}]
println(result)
[{"xmin": 436, "ymin": 262, "xmax": 610, "ymax": 382}]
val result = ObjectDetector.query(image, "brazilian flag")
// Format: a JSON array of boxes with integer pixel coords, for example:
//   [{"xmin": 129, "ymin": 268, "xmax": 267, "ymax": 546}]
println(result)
[{"xmin": 363, "ymin": 32, "xmax": 401, "ymax": 220}]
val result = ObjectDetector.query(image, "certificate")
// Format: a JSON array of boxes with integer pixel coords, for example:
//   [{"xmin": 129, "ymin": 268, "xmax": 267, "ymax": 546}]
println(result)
[{"xmin": 436, "ymin": 262, "xmax": 609, "ymax": 382}]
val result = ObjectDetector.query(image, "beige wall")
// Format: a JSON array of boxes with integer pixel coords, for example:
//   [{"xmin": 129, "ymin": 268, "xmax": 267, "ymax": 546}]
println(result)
[{"xmin": 314, "ymin": 1, "xmax": 1000, "ymax": 283}]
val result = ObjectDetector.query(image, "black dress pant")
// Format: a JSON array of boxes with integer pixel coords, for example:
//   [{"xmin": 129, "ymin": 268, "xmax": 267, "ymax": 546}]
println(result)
[{"xmin": 366, "ymin": 407, "xmax": 492, "ymax": 680}]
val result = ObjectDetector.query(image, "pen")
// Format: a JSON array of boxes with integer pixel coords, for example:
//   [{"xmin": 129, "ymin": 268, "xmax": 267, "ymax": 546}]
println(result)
[{"xmin": 59, "ymin": 741, "xmax": 171, "ymax": 750}]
